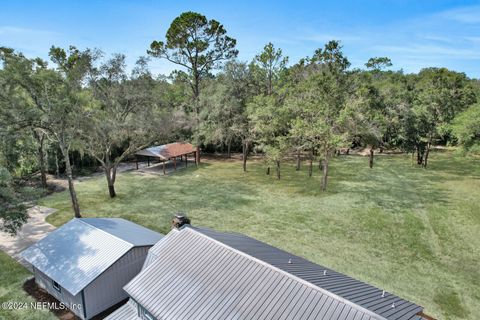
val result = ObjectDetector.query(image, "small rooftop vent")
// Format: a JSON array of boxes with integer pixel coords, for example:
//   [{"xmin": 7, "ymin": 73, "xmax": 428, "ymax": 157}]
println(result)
[{"xmin": 172, "ymin": 214, "xmax": 191, "ymax": 229}]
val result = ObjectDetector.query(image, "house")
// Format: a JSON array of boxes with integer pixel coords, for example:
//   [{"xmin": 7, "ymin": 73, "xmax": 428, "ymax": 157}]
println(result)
[
  {"xmin": 20, "ymin": 218, "xmax": 163, "ymax": 320},
  {"xmin": 106, "ymin": 222, "xmax": 430, "ymax": 320}
]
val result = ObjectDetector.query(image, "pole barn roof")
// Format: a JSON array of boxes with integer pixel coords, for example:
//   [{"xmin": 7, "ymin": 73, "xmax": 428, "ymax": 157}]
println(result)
[
  {"xmin": 20, "ymin": 218, "xmax": 162, "ymax": 295},
  {"xmin": 135, "ymin": 142, "xmax": 196, "ymax": 160}
]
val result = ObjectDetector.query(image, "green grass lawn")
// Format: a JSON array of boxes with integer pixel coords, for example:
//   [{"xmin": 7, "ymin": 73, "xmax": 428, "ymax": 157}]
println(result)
[
  {"xmin": 36, "ymin": 152, "xmax": 479, "ymax": 319},
  {"xmin": 0, "ymin": 252, "xmax": 56, "ymax": 320}
]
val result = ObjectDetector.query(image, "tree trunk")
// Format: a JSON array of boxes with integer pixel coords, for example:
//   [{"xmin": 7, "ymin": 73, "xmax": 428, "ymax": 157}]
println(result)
[
  {"xmin": 242, "ymin": 141, "xmax": 248, "ymax": 172},
  {"xmin": 192, "ymin": 72, "xmax": 201, "ymax": 119},
  {"xmin": 416, "ymin": 144, "xmax": 424, "ymax": 165},
  {"xmin": 33, "ymin": 130, "xmax": 47, "ymax": 189},
  {"xmin": 267, "ymin": 70, "xmax": 273, "ymax": 95},
  {"xmin": 61, "ymin": 146, "xmax": 81, "ymax": 217},
  {"xmin": 105, "ymin": 167, "xmax": 117, "ymax": 198},
  {"xmin": 296, "ymin": 152, "xmax": 300, "ymax": 171},
  {"xmin": 321, "ymin": 155, "xmax": 329, "ymax": 192},
  {"xmin": 423, "ymin": 141, "xmax": 431, "ymax": 168},
  {"xmin": 276, "ymin": 160, "xmax": 280, "ymax": 180},
  {"xmin": 196, "ymin": 146, "xmax": 201, "ymax": 164},
  {"xmin": 369, "ymin": 147, "xmax": 374, "ymax": 168},
  {"xmin": 227, "ymin": 139, "xmax": 232, "ymax": 158},
  {"xmin": 308, "ymin": 149, "xmax": 313, "ymax": 177},
  {"xmin": 55, "ymin": 150, "xmax": 60, "ymax": 178}
]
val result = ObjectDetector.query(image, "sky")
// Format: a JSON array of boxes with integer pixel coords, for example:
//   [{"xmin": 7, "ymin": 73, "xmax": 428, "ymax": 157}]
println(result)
[{"xmin": 1, "ymin": 0, "xmax": 480, "ymax": 78}]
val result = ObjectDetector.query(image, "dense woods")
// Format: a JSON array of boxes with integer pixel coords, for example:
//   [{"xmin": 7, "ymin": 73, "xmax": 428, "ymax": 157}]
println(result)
[{"xmin": 1, "ymin": 11, "xmax": 479, "ymax": 230}]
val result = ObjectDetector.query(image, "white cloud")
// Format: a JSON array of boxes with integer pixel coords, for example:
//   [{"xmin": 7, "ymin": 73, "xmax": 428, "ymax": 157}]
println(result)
[
  {"xmin": 375, "ymin": 44, "xmax": 480, "ymax": 59},
  {"xmin": 439, "ymin": 5, "xmax": 480, "ymax": 24},
  {"xmin": 0, "ymin": 26, "xmax": 59, "ymax": 36}
]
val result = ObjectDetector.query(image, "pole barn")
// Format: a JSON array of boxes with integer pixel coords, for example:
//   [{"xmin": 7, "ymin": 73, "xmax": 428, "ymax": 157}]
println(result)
[{"xmin": 135, "ymin": 142, "xmax": 200, "ymax": 174}]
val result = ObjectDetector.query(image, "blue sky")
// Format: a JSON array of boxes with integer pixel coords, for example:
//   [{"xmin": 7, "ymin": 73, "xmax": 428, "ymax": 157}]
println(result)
[{"xmin": 1, "ymin": 0, "xmax": 480, "ymax": 78}]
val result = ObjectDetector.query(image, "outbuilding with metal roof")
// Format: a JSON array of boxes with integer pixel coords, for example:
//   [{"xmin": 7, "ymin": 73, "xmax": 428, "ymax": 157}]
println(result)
[
  {"xmin": 135, "ymin": 142, "xmax": 199, "ymax": 174},
  {"xmin": 20, "ymin": 218, "xmax": 163, "ymax": 320}
]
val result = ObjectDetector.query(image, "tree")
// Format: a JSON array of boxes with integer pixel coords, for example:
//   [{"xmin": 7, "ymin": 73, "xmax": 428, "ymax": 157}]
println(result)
[
  {"xmin": 201, "ymin": 60, "xmax": 256, "ymax": 159},
  {"xmin": 0, "ymin": 49, "xmax": 49, "ymax": 187},
  {"xmin": 247, "ymin": 94, "xmax": 289, "ymax": 178},
  {"xmin": 83, "ymin": 54, "xmax": 169, "ymax": 198},
  {"xmin": 413, "ymin": 68, "xmax": 476, "ymax": 167},
  {"xmin": 253, "ymin": 42, "xmax": 288, "ymax": 95},
  {"xmin": 148, "ymin": 11, "xmax": 238, "ymax": 118},
  {"xmin": 0, "ymin": 167, "xmax": 27, "ymax": 234},
  {"xmin": 287, "ymin": 41, "xmax": 351, "ymax": 191},
  {"xmin": 348, "ymin": 71, "xmax": 387, "ymax": 168},
  {"xmin": 451, "ymin": 103, "xmax": 480, "ymax": 154},
  {"xmin": 365, "ymin": 57, "xmax": 392, "ymax": 71},
  {"xmin": 1, "ymin": 46, "xmax": 94, "ymax": 218}
]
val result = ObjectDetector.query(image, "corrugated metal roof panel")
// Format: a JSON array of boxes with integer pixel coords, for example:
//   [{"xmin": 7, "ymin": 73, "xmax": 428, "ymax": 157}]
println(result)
[
  {"xmin": 105, "ymin": 300, "xmax": 139, "ymax": 320},
  {"xmin": 193, "ymin": 227, "xmax": 424, "ymax": 320},
  {"xmin": 135, "ymin": 142, "xmax": 196, "ymax": 160},
  {"xmin": 80, "ymin": 218, "xmax": 162, "ymax": 246},
  {"xmin": 20, "ymin": 218, "xmax": 160, "ymax": 296},
  {"xmin": 124, "ymin": 228, "xmax": 382, "ymax": 320},
  {"xmin": 21, "ymin": 219, "xmax": 133, "ymax": 295}
]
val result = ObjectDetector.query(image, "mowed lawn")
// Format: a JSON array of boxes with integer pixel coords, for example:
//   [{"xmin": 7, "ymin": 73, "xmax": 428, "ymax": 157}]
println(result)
[
  {"xmin": 0, "ymin": 252, "xmax": 56, "ymax": 320},
  {"xmin": 35, "ymin": 152, "xmax": 479, "ymax": 319}
]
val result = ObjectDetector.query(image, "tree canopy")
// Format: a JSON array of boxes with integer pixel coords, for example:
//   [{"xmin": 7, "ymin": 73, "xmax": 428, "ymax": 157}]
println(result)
[{"xmin": 1, "ymin": 11, "xmax": 479, "ymax": 232}]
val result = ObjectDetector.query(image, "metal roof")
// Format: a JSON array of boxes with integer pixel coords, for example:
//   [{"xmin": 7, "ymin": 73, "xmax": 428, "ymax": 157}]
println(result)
[
  {"xmin": 193, "ymin": 227, "xmax": 425, "ymax": 320},
  {"xmin": 80, "ymin": 218, "xmax": 163, "ymax": 246},
  {"xmin": 105, "ymin": 300, "xmax": 138, "ymax": 320},
  {"xmin": 135, "ymin": 142, "xmax": 196, "ymax": 160},
  {"xmin": 20, "ymin": 218, "xmax": 162, "ymax": 295},
  {"xmin": 123, "ymin": 227, "xmax": 386, "ymax": 320}
]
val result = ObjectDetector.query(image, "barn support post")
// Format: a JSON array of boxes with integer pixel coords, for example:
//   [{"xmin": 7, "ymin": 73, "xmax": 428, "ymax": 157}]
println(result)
[
  {"xmin": 185, "ymin": 153, "xmax": 188, "ymax": 167},
  {"xmin": 135, "ymin": 156, "xmax": 138, "ymax": 170},
  {"xmin": 147, "ymin": 157, "xmax": 150, "ymax": 167},
  {"xmin": 163, "ymin": 160, "xmax": 166, "ymax": 175},
  {"xmin": 173, "ymin": 157, "xmax": 177, "ymax": 171},
  {"xmin": 196, "ymin": 146, "xmax": 200, "ymax": 164}
]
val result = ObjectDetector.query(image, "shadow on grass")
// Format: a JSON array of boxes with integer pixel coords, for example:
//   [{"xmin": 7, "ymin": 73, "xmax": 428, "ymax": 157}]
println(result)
[
  {"xmin": 433, "ymin": 287, "xmax": 469, "ymax": 319},
  {"xmin": 427, "ymin": 152, "xmax": 480, "ymax": 179},
  {"xmin": 329, "ymin": 155, "xmax": 450, "ymax": 212}
]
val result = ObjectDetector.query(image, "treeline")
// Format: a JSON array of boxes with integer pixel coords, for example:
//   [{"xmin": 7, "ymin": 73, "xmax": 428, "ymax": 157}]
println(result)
[{"xmin": 1, "ymin": 11, "xmax": 480, "ymax": 227}]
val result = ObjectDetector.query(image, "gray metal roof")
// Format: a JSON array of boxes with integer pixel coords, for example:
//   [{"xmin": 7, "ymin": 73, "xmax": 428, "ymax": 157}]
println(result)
[
  {"xmin": 105, "ymin": 300, "xmax": 138, "ymax": 320},
  {"xmin": 123, "ymin": 227, "xmax": 386, "ymax": 320},
  {"xmin": 20, "ymin": 218, "xmax": 162, "ymax": 295},
  {"xmin": 80, "ymin": 218, "xmax": 163, "ymax": 246},
  {"xmin": 193, "ymin": 227, "xmax": 425, "ymax": 320}
]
